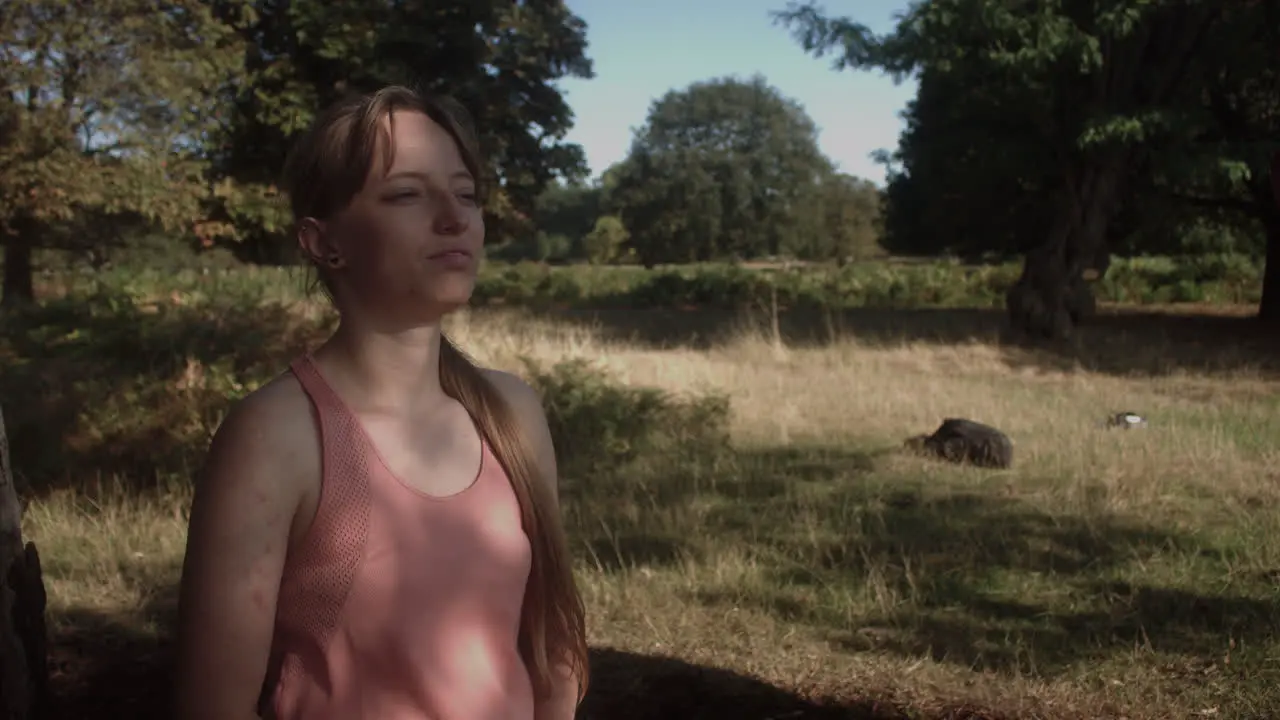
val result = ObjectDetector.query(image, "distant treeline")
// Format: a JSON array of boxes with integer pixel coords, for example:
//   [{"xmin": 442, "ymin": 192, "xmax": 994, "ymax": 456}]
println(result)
[
  {"xmin": 27, "ymin": 254, "xmax": 1263, "ymax": 313},
  {"xmin": 3, "ymin": 0, "xmax": 1275, "ymax": 337}
]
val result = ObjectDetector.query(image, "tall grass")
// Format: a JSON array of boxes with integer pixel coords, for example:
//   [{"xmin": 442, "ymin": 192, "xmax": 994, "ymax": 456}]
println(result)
[{"xmin": 6, "ymin": 265, "xmax": 1278, "ymax": 719}]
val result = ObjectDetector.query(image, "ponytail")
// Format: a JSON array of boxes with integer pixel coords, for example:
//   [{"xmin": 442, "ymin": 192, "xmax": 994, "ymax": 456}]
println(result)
[{"xmin": 438, "ymin": 335, "xmax": 589, "ymax": 703}]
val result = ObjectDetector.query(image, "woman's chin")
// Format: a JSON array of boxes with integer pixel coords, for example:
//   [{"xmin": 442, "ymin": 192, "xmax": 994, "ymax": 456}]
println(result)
[
  {"xmin": 437, "ymin": 283, "xmax": 476, "ymax": 306},
  {"xmin": 424, "ymin": 287, "xmax": 476, "ymax": 316}
]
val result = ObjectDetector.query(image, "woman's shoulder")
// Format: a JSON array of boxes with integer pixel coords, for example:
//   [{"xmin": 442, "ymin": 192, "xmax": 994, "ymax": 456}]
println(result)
[
  {"xmin": 226, "ymin": 369, "xmax": 314, "ymax": 436},
  {"xmin": 478, "ymin": 367, "xmax": 557, "ymax": 480},
  {"xmin": 204, "ymin": 369, "xmax": 321, "ymax": 485}
]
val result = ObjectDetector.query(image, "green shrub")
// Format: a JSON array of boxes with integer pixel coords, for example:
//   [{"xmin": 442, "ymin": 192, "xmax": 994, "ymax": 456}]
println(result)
[
  {"xmin": 25, "ymin": 251, "xmax": 1265, "ymax": 315},
  {"xmin": 524, "ymin": 357, "xmax": 731, "ymax": 478},
  {"xmin": 582, "ymin": 215, "xmax": 628, "ymax": 265},
  {"xmin": 0, "ymin": 289, "xmax": 325, "ymax": 494}
]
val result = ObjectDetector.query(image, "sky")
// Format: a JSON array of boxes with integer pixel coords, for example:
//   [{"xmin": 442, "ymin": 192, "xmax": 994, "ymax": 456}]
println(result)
[{"xmin": 558, "ymin": 0, "xmax": 917, "ymax": 188}]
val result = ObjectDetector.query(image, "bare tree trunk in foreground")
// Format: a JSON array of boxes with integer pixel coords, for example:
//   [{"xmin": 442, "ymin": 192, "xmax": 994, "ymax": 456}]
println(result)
[{"xmin": 0, "ymin": 404, "xmax": 50, "ymax": 720}]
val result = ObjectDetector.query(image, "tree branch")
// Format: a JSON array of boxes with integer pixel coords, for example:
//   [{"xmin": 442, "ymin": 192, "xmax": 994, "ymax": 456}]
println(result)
[{"xmin": 1164, "ymin": 189, "xmax": 1259, "ymax": 215}]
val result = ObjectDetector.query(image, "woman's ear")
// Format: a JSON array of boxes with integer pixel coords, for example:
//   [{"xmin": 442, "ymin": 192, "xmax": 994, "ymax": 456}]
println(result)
[{"xmin": 297, "ymin": 217, "xmax": 345, "ymax": 268}]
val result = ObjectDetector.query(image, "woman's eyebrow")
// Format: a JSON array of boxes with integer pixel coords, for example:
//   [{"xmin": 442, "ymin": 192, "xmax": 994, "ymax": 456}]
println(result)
[{"xmin": 384, "ymin": 169, "xmax": 474, "ymax": 182}]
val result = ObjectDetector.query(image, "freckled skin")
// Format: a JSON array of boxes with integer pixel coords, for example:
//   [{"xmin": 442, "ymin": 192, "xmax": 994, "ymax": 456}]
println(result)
[{"xmin": 173, "ymin": 377, "xmax": 322, "ymax": 720}]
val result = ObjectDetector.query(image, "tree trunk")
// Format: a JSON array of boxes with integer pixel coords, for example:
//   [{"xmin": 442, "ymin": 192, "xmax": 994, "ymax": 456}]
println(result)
[
  {"xmin": 1262, "ymin": 153, "xmax": 1280, "ymax": 323},
  {"xmin": 1, "ymin": 239, "xmax": 34, "ymax": 307},
  {"xmin": 1261, "ymin": 223, "xmax": 1280, "ymax": 322},
  {"xmin": 1006, "ymin": 157, "xmax": 1125, "ymax": 340},
  {"xmin": 0, "ymin": 404, "xmax": 50, "ymax": 720}
]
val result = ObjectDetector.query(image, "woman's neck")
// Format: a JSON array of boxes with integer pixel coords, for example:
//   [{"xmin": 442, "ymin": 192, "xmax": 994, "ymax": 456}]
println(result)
[{"xmin": 314, "ymin": 318, "xmax": 448, "ymax": 414}]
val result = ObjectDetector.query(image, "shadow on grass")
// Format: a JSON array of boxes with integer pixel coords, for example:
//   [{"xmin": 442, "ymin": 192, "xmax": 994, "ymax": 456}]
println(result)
[
  {"xmin": 665, "ymin": 448, "xmax": 1280, "ymax": 682},
  {"xmin": 566, "ymin": 445, "xmax": 885, "ymax": 574},
  {"xmin": 0, "ymin": 293, "xmax": 330, "ymax": 497},
  {"xmin": 46, "ymin": 593, "xmax": 925, "ymax": 720},
  {"xmin": 839, "ymin": 579, "xmax": 1279, "ymax": 676},
  {"xmin": 824, "ymin": 580, "xmax": 1279, "ymax": 679},
  {"xmin": 583, "ymin": 535, "xmax": 687, "ymax": 573},
  {"xmin": 578, "ymin": 647, "xmax": 915, "ymax": 720},
  {"xmin": 527, "ymin": 305, "xmax": 1280, "ymax": 379}
]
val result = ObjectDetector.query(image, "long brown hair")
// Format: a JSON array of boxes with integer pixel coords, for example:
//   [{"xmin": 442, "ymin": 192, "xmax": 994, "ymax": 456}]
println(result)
[{"xmin": 280, "ymin": 85, "xmax": 589, "ymax": 703}]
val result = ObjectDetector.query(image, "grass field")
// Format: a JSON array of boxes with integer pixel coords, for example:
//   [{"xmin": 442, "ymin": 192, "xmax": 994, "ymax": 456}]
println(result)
[{"xmin": 5, "ymin": 266, "xmax": 1280, "ymax": 719}]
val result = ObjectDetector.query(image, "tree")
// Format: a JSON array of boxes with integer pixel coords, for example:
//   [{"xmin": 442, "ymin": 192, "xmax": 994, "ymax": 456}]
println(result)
[
  {"xmin": 605, "ymin": 148, "xmax": 723, "ymax": 267},
  {"xmin": 870, "ymin": 56, "xmax": 1251, "ymax": 264},
  {"xmin": 776, "ymin": 0, "xmax": 1235, "ymax": 339},
  {"xmin": 203, "ymin": 0, "xmax": 595, "ymax": 262},
  {"xmin": 0, "ymin": 403, "xmax": 50, "ymax": 719},
  {"xmin": 875, "ymin": 64, "xmax": 1058, "ymax": 262},
  {"xmin": 582, "ymin": 214, "xmax": 628, "ymax": 265},
  {"xmin": 535, "ymin": 181, "xmax": 602, "ymax": 259},
  {"xmin": 490, "ymin": 181, "xmax": 601, "ymax": 262},
  {"xmin": 797, "ymin": 172, "xmax": 884, "ymax": 262},
  {"xmin": 1270, "ymin": 151, "xmax": 1280, "ymax": 321},
  {"xmin": 0, "ymin": 0, "xmax": 246, "ymax": 304},
  {"xmin": 1149, "ymin": 0, "xmax": 1280, "ymax": 320},
  {"xmin": 605, "ymin": 74, "xmax": 836, "ymax": 265}
]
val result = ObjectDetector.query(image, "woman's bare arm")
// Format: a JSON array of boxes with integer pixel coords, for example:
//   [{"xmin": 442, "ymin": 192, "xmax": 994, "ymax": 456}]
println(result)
[{"xmin": 173, "ymin": 384, "xmax": 312, "ymax": 720}]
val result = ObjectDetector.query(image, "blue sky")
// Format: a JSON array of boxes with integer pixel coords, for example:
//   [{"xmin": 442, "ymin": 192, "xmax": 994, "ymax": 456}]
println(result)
[{"xmin": 558, "ymin": 0, "xmax": 917, "ymax": 187}]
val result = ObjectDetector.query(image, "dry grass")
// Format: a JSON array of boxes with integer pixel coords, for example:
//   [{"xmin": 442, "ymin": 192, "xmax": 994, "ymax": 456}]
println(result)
[{"xmin": 10, "ymin": 296, "xmax": 1280, "ymax": 719}]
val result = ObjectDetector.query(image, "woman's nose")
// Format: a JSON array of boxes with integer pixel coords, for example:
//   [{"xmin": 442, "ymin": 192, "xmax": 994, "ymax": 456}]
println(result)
[{"xmin": 434, "ymin": 197, "xmax": 469, "ymax": 235}]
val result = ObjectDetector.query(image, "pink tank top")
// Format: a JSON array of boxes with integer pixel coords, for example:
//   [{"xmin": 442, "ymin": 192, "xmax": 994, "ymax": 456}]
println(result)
[{"xmin": 264, "ymin": 354, "xmax": 535, "ymax": 720}]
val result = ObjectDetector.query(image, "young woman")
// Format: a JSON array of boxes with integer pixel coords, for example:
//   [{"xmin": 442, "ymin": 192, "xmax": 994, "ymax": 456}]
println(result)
[{"xmin": 173, "ymin": 86, "xmax": 589, "ymax": 720}]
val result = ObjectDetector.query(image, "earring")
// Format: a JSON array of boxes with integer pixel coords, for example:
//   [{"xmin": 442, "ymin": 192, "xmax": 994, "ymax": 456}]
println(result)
[{"xmin": 327, "ymin": 255, "xmax": 342, "ymax": 267}]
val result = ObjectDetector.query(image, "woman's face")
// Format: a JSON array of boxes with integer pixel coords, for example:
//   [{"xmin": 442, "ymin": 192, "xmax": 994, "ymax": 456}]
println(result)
[{"xmin": 313, "ymin": 109, "xmax": 484, "ymax": 326}]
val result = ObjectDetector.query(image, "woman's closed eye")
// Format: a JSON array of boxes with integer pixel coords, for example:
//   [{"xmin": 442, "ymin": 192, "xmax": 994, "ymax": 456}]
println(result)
[
  {"xmin": 384, "ymin": 188, "xmax": 422, "ymax": 203},
  {"xmin": 384, "ymin": 187, "xmax": 476, "ymax": 206}
]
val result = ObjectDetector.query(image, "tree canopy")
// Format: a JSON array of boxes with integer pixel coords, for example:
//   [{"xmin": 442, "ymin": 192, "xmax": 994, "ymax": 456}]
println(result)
[
  {"xmin": 0, "ymin": 0, "xmax": 596, "ymax": 299},
  {"xmin": 776, "ymin": 0, "xmax": 1280, "ymax": 335},
  {"xmin": 203, "ymin": 0, "xmax": 595, "ymax": 262},
  {"xmin": 0, "ymin": 0, "xmax": 245, "ymax": 304},
  {"xmin": 4, "ymin": 0, "xmax": 1275, "ymax": 326},
  {"xmin": 603, "ymin": 74, "xmax": 881, "ymax": 266}
]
